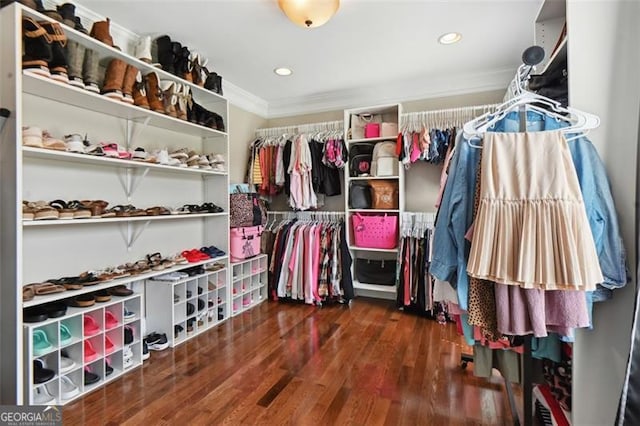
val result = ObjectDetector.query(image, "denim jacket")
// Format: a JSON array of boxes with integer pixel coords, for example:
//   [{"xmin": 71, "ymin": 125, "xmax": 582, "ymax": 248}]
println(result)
[{"xmin": 431, "ymin": 111, "xmax": 628, "ymax": 311}]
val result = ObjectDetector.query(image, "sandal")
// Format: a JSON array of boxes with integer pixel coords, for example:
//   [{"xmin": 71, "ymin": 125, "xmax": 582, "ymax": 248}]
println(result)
[
  {"xmin": 101, "ymin": 142, "xmax": 132, "ymax": 159},
  {"xmin": 66, "ymin": 200, "xmax": 93, "ymax": 219},
  {"xmin": 80, "ymin": 200, "xmax": 109, "ymax": 216},
  {"xmin": 49, "ymin": 199, "xmax": 76, "ymax": 219},
  {"xmin": 201, "ymin": 202, "xmax": 224, "ymax": 213},
  {"xmin": 145, "ymin": 206, "xmax": 171, "ymax": 216},
  {"xmin": 31, "ymin": 282, "xmax": 66, "ymax": 295},
  {"xmin": 42, "ymin": 130, "xmax": 66, "ymax": 151},
  {"xmin": 23, "ymin": 284, "xmax": 35, "ymax": 301},
  {"xmin": 68, "ymin": 294, "xmax": 95, "ymax": 308},
  {"xmin": 108, "ymin": 285, "xmax": 133, "ymax": 297},
  {"xmin": 23, "ymin": 201, "xmax": 36, "ymax": 221},
  {"xmin": 28, "ymin": 201, "xmax": 60, "ymax": 220}
]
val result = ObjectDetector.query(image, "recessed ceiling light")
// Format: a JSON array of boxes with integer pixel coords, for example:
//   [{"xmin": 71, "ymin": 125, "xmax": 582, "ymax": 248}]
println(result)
[
  {"xmin": 438, "ymin": 32, "xmax": 462, "ymax": 45},
  {"xmin": 274, "ymin": 67, "xmax": 293, "ymax": 76}
]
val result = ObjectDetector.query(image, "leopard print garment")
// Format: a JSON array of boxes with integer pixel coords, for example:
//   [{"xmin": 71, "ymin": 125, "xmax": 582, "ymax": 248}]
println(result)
[{"xmin": 467, "ymin": 152, "xmax": 500, "ymax": 341}]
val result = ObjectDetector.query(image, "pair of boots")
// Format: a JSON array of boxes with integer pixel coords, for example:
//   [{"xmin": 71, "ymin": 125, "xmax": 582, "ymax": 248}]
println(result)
[
  {"xmin": 102, "ymin": 60, "xmax": 142, "ymax": 105},
  {"xmin": 21, "ymin": 4, "xmax": 101, "ymax": 93},
  {"xmin": 187, "ymin": 102, "xmax": 225, "ymax": 132},
  {"xmin": 152, "ymin": 35, "xmax": 193, "ymax": 81}
]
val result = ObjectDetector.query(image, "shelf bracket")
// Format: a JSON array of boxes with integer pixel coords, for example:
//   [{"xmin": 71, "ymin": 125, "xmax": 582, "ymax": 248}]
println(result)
[
  {"xmin": 125, "ymin": 116, "xmax": 151, "ymax": 150},
  {"xmin": 120, "ymin": 220, "xmax": 151, "ymax": 251},
  {"xmin": 118, "ymin": 167, "xmax": 150, "ymax": 201}
]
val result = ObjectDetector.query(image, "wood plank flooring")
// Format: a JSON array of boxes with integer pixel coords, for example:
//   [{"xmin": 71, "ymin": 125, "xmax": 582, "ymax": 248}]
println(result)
[{"xmin": 63, "ymin": 298, "xmax": 519, "ymax": 425}]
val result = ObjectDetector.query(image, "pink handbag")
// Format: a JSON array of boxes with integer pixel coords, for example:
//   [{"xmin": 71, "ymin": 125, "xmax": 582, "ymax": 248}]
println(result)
[
  {"xmin": 230, "ymin": 225, "xmax": 263, "ymax": 262},
  {"xmin": 351, "ymin": 213, "xmax": 398, "ymax": 249},
  {"xmin": 364, "ymin": 123, "xmax": 380, "ymax": 138}
]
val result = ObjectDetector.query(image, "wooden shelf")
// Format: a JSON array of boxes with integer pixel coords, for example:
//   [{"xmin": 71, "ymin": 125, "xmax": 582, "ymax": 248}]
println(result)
[
  {"xmin": 22, "ymin": 147, "xmax": 228, "ymax": 176},
  {"xmin": 23, "ymin": 212, "xmax": 227, "ymax": 227}
]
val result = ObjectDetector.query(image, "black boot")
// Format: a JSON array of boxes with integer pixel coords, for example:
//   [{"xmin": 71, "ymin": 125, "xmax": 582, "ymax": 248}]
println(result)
[
  {"xmin": 215, "ymin": 74, "xmax": 223, "ymax": 96},
  {"xmin": 177, "ymin": 46, "xmax": 191, "ymax": 81},
  {"xmin": 39, "ymin": 21, "xmax": 69, "ymax": 83},
  {"xmin": 153, "ymin": 35, "xmax": 174, "ymax": 74},
  {"xmin": 170, "ymin": 41, "xmax": 183, "ymax": 77},
  {"xmin": 56, "ymin": 3, "xmax": 76, "ymax": 27},
  {"xmin": 22, "ymin": 17, "xmax": 52, "ymax": 78},
  {"xmin": 213, "ymin": 112, "xmax": 225, "ymax": 132}
]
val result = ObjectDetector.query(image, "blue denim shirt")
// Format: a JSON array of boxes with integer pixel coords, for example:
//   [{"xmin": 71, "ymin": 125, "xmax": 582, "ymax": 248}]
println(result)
[{"xmin": 431, "ymin": 111, "xmax": 628, "ymax": 312}]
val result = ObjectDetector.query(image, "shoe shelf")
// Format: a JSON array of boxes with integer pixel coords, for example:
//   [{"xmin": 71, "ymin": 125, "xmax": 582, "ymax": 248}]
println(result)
[
  {"xmin": 24, "ymin": 293, "xmax": 142, "ymax": 405},
  {"xmin": 24, "ymin": 212, "xmax": 227, "ymax": 227},
  {"xmin": 23, "ymin": 73, "xmax": 227, "ymax": 140},
  {"xmin": 21, "ymin": 7, "xmax": 227, "ymax": 111},
  {"xmin": 22, "ymin": 147, "xmax": 228, "ymax": 176},
  {"xmin": 231, "ymin": 255, "xmax": 268, "ymax": 316},
  {"xmin": 23, "ymin": 256, "xmax": 227, "ymax": 309},
  {"xmin": 145, "ymin": 267, "xmax": 229, "ymax": 347}
]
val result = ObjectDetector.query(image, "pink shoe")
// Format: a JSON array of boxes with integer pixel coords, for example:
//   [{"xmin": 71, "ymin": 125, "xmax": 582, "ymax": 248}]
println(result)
[
  {"xmin": 84, "ymin": 340, "xmax": 98, "ymax": 363},
  {"xmin": 83, "ymin": 315, "xmax": 100, "ymax": 336},
  {"xmin": 100, "ymin": 142, "xmax": 132, "ymax": 159},
  {"xmin": 104, "ymin": 311, "xmax": 119, "ymax": 329}
]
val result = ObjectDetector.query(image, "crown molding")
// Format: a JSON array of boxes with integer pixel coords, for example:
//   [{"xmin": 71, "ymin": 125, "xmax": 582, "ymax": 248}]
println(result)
[
  {"xmin": 223, "ymin": 81, "xmax": 270, "ymax": 118},
  {"xmin": 265, "ymin": 67, "xmax": 515, "ymax": 118}
]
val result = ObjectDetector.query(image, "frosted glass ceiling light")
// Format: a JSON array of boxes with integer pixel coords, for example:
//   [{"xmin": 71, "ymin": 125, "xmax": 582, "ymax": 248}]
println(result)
[
  {"xmin": 438, "ymin": 32, "xmax": 462, "ymax": 45},
  {"xmin": 278, "ymin": 0, "xmax": 340, "ymax": 28}
]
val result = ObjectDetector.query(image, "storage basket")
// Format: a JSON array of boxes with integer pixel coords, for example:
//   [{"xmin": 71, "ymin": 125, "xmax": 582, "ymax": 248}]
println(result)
[
  {"xmin": 230, "ymin": 225, "xmax": 263, "ymax": 262},
  {"xmin": 351, "ymin": 213, "xmax": 398, "ymax": 249}
]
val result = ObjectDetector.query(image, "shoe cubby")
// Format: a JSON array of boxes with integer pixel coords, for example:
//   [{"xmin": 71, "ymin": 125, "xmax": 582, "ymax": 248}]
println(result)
[
  {"xmin": 33, "ymin": 381, "xmax": 58, "ymax": 405},
  {"xmin": 104, "ymin": 352, "xmax": 121, "ymax": 382},
  {"xmin": 145, "ymin": 263, "xmax": 229, "ymax": 346},
  {"xmin": 229, "ymin": 254, "xmax": 268, "ymax": 316},
  {"xmin": 84, "ymin": 359, "xmax": 104, "ymax": 393},
  {"xmin": 22, "ymin": 293, "xmax": 142, "ymax": 405}
]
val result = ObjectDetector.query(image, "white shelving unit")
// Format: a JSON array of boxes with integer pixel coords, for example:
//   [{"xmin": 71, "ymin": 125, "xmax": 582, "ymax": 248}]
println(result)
[
  {"xmin": 0, "ymin": 3, "xmax": 230, "ymax": 404},
  {"xmin": 230, "ymin": 255, "xmax": 268, "ymax": 316},
  {"xmin": 343, "ymin": 103, "xmax": 403, "ymax": 300},
  {"xmin": 24, "ymin": 292, "xmax": 143, "ymax": 405},
  {"xmin": 145, "ymin": 267, "xmax": 229, "ymax": 347}
]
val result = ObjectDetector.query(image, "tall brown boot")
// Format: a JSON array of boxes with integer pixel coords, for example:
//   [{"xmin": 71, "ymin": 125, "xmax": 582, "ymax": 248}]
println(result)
[
  {"xmin": 122, "ymin": 64, "xmax": 139, "ymax": 104},
  {"xmin": 132, "ymin": 79, "xmax": 149, "ymax": 109},
  {"xmin": 39, "ymin": 21, "xmax": 69, "ymax": 83},
  {"xmin": 145, "ymin": 71, "xmax": 164, "ymax": 113},
  {"xmin": 160, "ymin": 80, "xmax": 177, "ymax": 117},
  {"xmin": 102, "ymin": 58, "xmax": 126, "ymax": 101},
  {"xmin": 89, "ymin": 18, "xmax": 113, "ymax": 47}
]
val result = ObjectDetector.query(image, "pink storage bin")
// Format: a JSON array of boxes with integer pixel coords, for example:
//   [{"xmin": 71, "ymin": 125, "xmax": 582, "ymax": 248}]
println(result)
[
  {"xmin": 364, "ymin": 123, "xmax": 380, "ymax": 138},
  {"xmin": 230, "ymin": 225, "xmax": 263, "ymax": 262},
  {"xmin": 351, "ymin": 213, "xmax": 398, "ymax": 249}
]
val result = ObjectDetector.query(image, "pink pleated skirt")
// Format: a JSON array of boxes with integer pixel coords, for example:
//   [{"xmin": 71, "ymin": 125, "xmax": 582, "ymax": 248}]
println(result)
[{"xmin": 467, "ymin": 131, "xmax": 603, "ymax": 290}]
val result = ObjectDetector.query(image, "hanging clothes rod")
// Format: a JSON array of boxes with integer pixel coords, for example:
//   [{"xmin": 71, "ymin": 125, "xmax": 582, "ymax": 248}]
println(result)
[
  {"xmin": 255, "ymin": 120, "xmax": 343, "ymax": 137},
  {"xmin": 400, "ymin": 104, "xmax": 500, "ymax": 130}
]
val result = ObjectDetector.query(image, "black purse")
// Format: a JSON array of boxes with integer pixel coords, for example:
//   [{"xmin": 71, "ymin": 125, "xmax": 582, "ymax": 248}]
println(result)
[
  {"xmin": 349, "ymin": 183, "xmax": 371, "ymax": 209},
  {"xmin": 355, "ymin": 258, "xmax": 396, "ymax": 286},
  {"xmin": 349, "ymin": 143, "xmax": 374, "ymax": 177}
]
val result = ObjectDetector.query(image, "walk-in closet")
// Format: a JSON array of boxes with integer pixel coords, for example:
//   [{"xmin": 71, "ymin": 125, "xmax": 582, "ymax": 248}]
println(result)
[{"xmin": 1, "ymin": 0, "xmax": 639, "ymax": 424}]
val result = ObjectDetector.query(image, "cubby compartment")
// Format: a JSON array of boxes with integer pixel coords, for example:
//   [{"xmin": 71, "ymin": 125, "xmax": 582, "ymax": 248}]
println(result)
[
  {"xmin": 59, "ymin": 316, "xmax": 82, "ymax": 349},
  {"xmin": 123, "ymin": 298, "xmax": 141, "ymax": 323},
  {"xmin": 32, "ymin": 352, "xmax": 58, "ymax": 386},
  {"xmin": 104, "ymin": 306, "xmax": 122, "ymax": 331},
  {"xmin": 32, "ymin": 381, "xmax": 58, "ymax": 405},
  {"xmin": 228, "ymin": 255, "xmax": 268, "ymax": 316},
  {"xmin": 60, "ymin": 370, "xmax": 83, "ymax": 402},
  {"xmin": 124, "ymin": 320, "xmax": 141, "ymax": 345},
  {"xmin": 84, "ymin": 334, "xmax": 104, "ymax": 365},
  {"xmin": 32, "ymin": 324, "xmax": 58, "ymax": 357},
  {"xmin": 83, "ymin": 312, "xmax": 103, "ymax": 337},
  {"xmin": 145, "ymin": 261, "xmax": 230, "ymax": 347},
  {"xmin": 84, "ymin": 359, "xmax": 104, "ymax": 392},
  {"xmin": 61, "ymin": 344, "xmax": 82, "ymax": 375},
  {"xmin": 104, "ymin": 350, "xmax": 122, "ymax": 381},
  {"xmin": 105, "ymin": 328, "xmax": 122, "ymax": 356}
]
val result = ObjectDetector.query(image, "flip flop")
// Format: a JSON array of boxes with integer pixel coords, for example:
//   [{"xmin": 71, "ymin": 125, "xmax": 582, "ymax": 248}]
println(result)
[
  {"xmin": 23, "ymin": 285, "xmax": 35, "ymax": 301},
  {"xmin": 32, "ymin": 282, "xmax": 66, "ymax": 295},
  {"xmin": 60, "ymin": 323, "xmax": 74, "ymax": 346},
  {"xmin": 33, "ymin": 330, "xmax": 54, "ymax": 356},
  {"xmin": 83, "ymin": 315, "xmax": 100, "ymax": 336}
]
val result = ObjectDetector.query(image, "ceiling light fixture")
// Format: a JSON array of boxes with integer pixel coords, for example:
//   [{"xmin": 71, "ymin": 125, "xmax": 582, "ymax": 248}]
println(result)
[
  {"xmin": 278, "ymin": 0, "xmax": 340, "ymax": 29},
  {"xmin": 438, "ymin": 32, "xmax": 462, "ymax": 45},
  {"xmin": 274, "ymin": 67, "xmax": 293, "ymax": 76}
]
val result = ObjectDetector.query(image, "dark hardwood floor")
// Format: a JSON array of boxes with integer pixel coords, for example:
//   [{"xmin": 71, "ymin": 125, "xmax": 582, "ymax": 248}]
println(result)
[{"xmin": 63, "ymin": 298, "xmax": 519, "ymax": 425}]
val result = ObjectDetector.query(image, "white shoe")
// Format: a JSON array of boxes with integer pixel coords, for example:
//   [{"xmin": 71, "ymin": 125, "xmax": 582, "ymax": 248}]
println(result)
[
  {"xmin": 64, "ymin": 134, "xmax": 86, "ymax": 153},
  {"xmin": 60, "ymin": 376, "xmax": 80, "ymax": 400},
  {"xmin": 59, "ymin": 355, "xmax": 76, "ymax": 374},
  {"xmin": 123, "ymin": 345, "xmax": 134, "ymax": 369},
  {"xmin": 135, "ymin": 35, "xmax": 152, "ymax": 63},
  {"xmin": 33, "ymin": 385, "xmax": 55, "ymax": 405}
]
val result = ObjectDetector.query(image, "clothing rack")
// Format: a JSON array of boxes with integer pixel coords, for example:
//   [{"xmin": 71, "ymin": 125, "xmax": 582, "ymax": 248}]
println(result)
[
  {"xmin": 265, "ymin": 210, "xmax": 345, "ymax": 230},
  {"xmin": 255, "ymin": 120, "xmax": 343, "ymax": 138},
  {"xmin": 400, "ymin": 104, "xmax": 499, "ymax": 131}
]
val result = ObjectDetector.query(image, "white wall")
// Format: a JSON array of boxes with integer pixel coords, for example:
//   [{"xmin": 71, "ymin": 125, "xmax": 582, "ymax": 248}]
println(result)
[
  {"xmin": 568, "ymin": 1, "xmax": 640, "ymax": 424},
  {"xmin": 228, "ymin": 104, "xmax": 267, "ymax": 185}
]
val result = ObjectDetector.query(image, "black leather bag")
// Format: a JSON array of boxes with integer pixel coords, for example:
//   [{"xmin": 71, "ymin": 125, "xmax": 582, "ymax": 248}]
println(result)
[
  {"xmin": 355, "ymin": 258, "xmax": 396, "ymax": 285},
  {"xmin": 349, "ymin": 183, "xmax": 371, "ymax": 209},
  {"xmin": 349, "ymin": 143, "xmax": 374, "ymax": 177}
]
